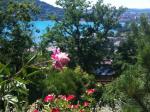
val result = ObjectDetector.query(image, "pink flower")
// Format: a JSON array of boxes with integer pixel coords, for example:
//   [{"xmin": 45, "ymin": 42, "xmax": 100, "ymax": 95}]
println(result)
[
  {"xmin": 83, "ymin": 101, "xmax": 90, "ymax": 107},
  {"xmin": 51, "ymin": 48, "xmax": 70, "ymax": 70},
  {"xmin": 51, "ymin": 108, "xmax": 60, "ymax": 112},
  {"xmin": 53, "ymin": 52, "xmax": 70, "ymax": 65},
  {"xmin": 59, "ymin": 95, "xmax": 75, "ymax": 101},
  {"xmin": 68, "ymin": 104, "xmax": 79, "ymax": 109},
  {"xmin": 58, "ymin": 95, "xmax": 67, "ymax": 100},
  {"xmin": 52, "ymin": 61, "xmax": 64, "ymax": 70},
  {"xmin": 86, "ymin": 89, "xmax": 96, "ymax": 95},
  {"xmin": 51, "ymin": 47, "xmax": 61, "ymax": 54},
  {"xmin": 44, "ymin": 94, "xmax": 55, "ymax": 102},
  {"xmin": 66, "ymin": 95, "xmax": 75, "ymax": 101},
  {"xmin": 51, "ymin": 54, "xmax": 59, "ymax": 61},
  {"xmin": 33, "ymin": 109, "xmax": 39, "ymax": 112}
]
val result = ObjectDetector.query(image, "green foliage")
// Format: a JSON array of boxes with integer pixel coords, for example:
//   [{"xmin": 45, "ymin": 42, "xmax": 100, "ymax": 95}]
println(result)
[
  {"xmin": 0, "ymin": 0, "xmax": 38, "ymax": 72},
  {"xmin": 41, "ymin": 0, "xmax": 125, "ymax": 72},
  {"xmin": 0, "ymin": 1, "xmax": 41, "ymax": 111},
  {"xmin": 111, "ymin": 15, "xmax": 150, "ymax": 112},
  {"xmin": 140, "ymin": 45, "xmax": 150, "ymax": 71},
  {"xmin": 0, "ymin": 53, "xmax": 43, "ymax": 111},
  {"xmin": 1, "ymin": 0, "xmax": 150, "ymax": 112},
  {"xmin": 113, "ymin": 36, "xmax": 137, "ymax": 75},
  {"xmin": 0, "ymin": 63, "xmax": 37, "ymax": 111},
  {"xmin": 121, "ymin": 101, "xmax": 142, "ymax": 112},
  {"xmin": 102, "ymin": 64, "xmax": 149, "ymax": 111},
  {"xmin": 41, "ymin": 66, "xmax": 95, "ymax": 96},
  {"xmin": 29, "ymin": 88, "xmax": 97, "ymax": 112}
]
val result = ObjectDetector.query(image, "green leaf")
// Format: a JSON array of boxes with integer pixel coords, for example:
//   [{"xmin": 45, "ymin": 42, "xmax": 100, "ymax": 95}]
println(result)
[
  {"xmin": 0, "ymin": 80, "xmax": 8, "ymax": 86},
  {"xmin": 4, "ymin": 94, "xmax": 18, "ymax": 104},
  {"xmin": 25, "ymin": 70, "xmax": 41, "ymax": 78},
  {"xmin": 0, "ymin": 63, "xmax": 10, "ymax": 75},
  {"xmin": 14, "ymin": 77, "xmax": 30, "ymax": 84},
  {"xmin": 26, "ymin": 54, "xmax": 37, "ymax": 65}
]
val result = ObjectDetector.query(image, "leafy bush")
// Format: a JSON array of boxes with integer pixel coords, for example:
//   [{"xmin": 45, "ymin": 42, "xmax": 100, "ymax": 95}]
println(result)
[
  {"xmin": 41, "ymin": 66, "xmax": 95, "ymax": 96},
  {"xmin": 101, "ymin": 65, "xmax": 148, "ymax": 112},
  {"xmin": 0, "ymin": 56, "xmax": 44, "ymax": 111},
  {"xmin": 28, "ymin": 85, "xmax": 97, "ymax": 112},
  {"xmin": 0, "ymin": 63, "xmax": 30, "ymax": 111}
]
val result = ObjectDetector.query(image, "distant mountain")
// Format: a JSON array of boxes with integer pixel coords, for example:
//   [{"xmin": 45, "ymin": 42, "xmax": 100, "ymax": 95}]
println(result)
[
  {"xmin": 3, "ymin": 0, "xmax": 150, "ymax": 21},
  {"xmin": 120, "ymin": 8, "xmax": 150, "ymax": 22},
  {"xmin": 0, "ymin": 0, "xmax": 64, "ymax": 20},
  {"xmin": 34, "ymin": 0, "xmax": 64, "ymax": 20},
  {"xmin": 35, "ymin": 1, "xmax": 150, "ymax": 21},
  {"xmin": 127, "ymin": 8, "xmax": 150, "ymax": 13}
]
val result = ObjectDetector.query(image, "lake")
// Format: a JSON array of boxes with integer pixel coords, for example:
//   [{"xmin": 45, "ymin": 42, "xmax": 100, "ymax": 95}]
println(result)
[
  {"xmin": 31, "ymin": 20, "xmax": 125, "ymax": 43},
  {"xmin": 31, "ymin": 20, "xmax": 95, "ymax": 42},
  {"xmin": 31, "ymin": 20, "xmax": 56, "ymax": 42},
  {"xmin": 32, "ymin": 20, "xmax": 93, "ymax": 36}
]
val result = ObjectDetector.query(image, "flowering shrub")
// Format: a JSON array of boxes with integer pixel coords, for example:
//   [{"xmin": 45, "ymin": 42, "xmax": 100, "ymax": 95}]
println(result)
[
  {"xmin": 41, "ymin": 66, "xmax": 96, "ymax": 95},
  {"xmin": 44, "ymin": 94, "xmax": 55, "ymax": 102},
  {"xmin": 51, "ymin": 48, "xmax": 70, "ymax": 70},
  {"xmin": 32, "ymin": 88, "xmax": 96, "ymax": 112},
  {"xmin": 86, "ymin": 89, "xmax": 96, "ymax": 95},
  {"xmin": 28, "ymin": 48, "xmax": 101, "ymax": 112}
]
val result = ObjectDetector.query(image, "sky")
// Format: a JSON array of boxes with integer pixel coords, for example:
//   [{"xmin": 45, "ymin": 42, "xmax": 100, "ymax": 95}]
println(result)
[{"xmin": 40, "ymin": 0, "xmax": 150, "ymax": 9}]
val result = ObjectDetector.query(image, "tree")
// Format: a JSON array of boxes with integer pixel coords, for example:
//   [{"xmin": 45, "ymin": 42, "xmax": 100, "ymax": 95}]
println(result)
[
  {"xmin": 0, "ymin": 0, "xmax": 37, "ymax": 72},
  {"xmin": 103, "ymin": 15, "xmax": 150, "ymax": 112},
  {"xmin": 41, "ymin": 0, "xmax": 124, "ymax": 72},
  {"xmin": 113, "ymin": 22, "xmax": 138, "ymax": 74}
]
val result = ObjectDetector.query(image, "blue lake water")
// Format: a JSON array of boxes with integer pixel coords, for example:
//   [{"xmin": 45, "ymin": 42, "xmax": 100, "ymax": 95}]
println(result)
[
  {"xmin": 31, "ymin": 20, "xmax": 55, "ymax": 37},
  {"xmin": 32, "ymin": 20, "xmax": 125, "ymax": 43},
  {"xmin": 31, "ymin": 20, "xmax": 94, "ymax": 42},
  {"xmin": 31, "ymin": 20, "xmax": 93, "ymax": 37}
]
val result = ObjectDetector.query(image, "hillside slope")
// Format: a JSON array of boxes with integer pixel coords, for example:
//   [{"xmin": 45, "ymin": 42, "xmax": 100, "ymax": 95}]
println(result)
[{"xmin": 35, "ymin": 0, "xmax": 64, "ymax": 20}]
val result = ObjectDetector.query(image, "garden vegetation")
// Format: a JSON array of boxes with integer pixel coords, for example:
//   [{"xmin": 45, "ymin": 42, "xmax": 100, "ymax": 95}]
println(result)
[{"xmin": 0, "ymin": 0, "xmax": 149, "ymax": 112}]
